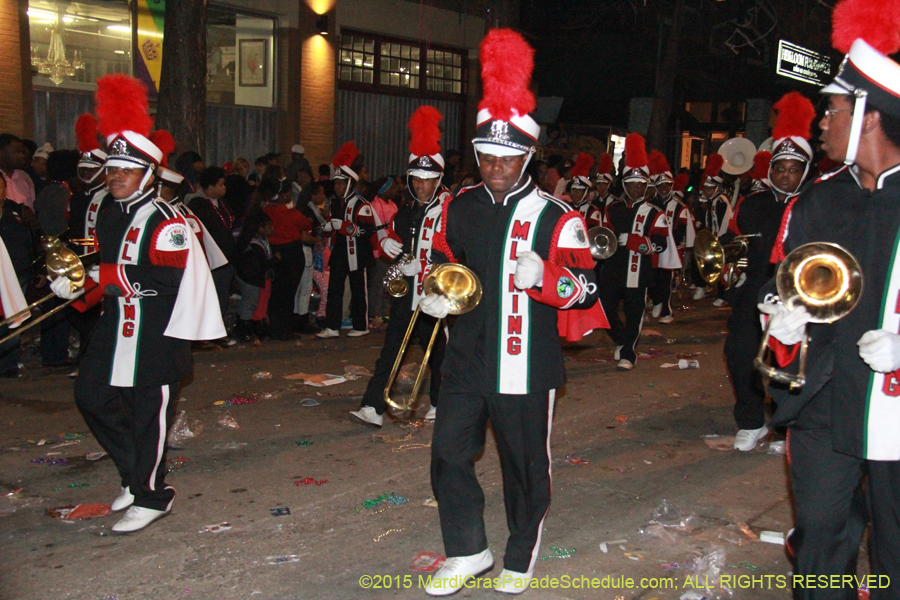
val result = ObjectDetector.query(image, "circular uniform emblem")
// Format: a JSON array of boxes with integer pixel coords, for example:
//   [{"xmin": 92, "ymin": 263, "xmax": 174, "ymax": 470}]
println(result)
[
  {"xmin": 638, "ymin": 243, "xmax": 649, "ymax": 254},
  {"xmin": 557, "ymin": 276, "xmax": 575, "ymax": 299},
  {"xmin": 574, "ymin": 223, "xmax": 587, "ymax": 245},
  {"xmin": 169, "ymin": 227, "xmax": 187, "ymax": 248}
]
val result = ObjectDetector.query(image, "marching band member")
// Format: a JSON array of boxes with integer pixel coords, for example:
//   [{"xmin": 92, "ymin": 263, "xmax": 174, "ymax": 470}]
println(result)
[
  {"xmin": 421, "ymin": 29, "xmax": 607, "ymax": 596},
  {"xmin": 692, "ymin": 154, "xmax": 732, "ymax": 301},
  {"xmin": 67, "ymin": 114, "xmax": 108, "ymax": 255},
  {"xmin": 593, "ymin": 152, "xmax": 618, "ymax": 209},
  {"xmin": 568, "ymin": 153, "xmax": 599, "ymax": 225},
  {"xmin": 350, "ymin": 106, "xmax": 449, "ymax": 427}
]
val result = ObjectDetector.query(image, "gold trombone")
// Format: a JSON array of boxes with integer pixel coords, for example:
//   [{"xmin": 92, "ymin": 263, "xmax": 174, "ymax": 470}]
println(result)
[
  {"xmin": 753, "ymin": 242, "xmax": 862, "ymax": 390},
  {"xmin": 383, "ymin": 263, "xmax": 482, "ymax": 411},
  {"xmin": 0, "ymin": 237, "xmax": 98, "ymax": 343}
]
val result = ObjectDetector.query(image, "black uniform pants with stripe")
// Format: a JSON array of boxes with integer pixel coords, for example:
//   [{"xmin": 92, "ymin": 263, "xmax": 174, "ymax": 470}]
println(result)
[
  {"xmin": 724, "ymin": 286, "xmax": 766, "ymax": 429},
  {"xmin": 788, "ymin": 427, "xmax": 900, "ymax": 600},
  {"xmin": 431, "ymin": 387, "xmax": 554, "ymax": 574},
  {"xmin": 74, "ymin": 378, "xmax": 178, "ymax": 511},
  {"xmin": 361, "ymin": 296, "xmax": 445, "ymax": 414},
  {"xmin": 597, "ymin": 277, "xmax": 647, "ymax": 364},
  {"xmin": 324, "ymin": 258, "xmax": 368, "ymax": 332},
  {"xmin": 649, "ymin": 268, "xmax": 674, "ymax": 318}
]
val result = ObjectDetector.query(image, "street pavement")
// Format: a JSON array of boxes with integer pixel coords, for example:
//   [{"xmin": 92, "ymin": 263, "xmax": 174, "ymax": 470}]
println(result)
[{"xmin": 0, "ymin": 296, "xmax": 831, "ymax": 600}]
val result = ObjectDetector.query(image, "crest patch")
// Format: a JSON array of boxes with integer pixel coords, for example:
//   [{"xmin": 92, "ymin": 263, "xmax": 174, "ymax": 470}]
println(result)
[
  {"xmin": 155, "ymin": 221, "xmax": 190, "ymax": 252},
  {"xmin": 557, "ymin": 276, "xmax": 576, "ymax": 299}
]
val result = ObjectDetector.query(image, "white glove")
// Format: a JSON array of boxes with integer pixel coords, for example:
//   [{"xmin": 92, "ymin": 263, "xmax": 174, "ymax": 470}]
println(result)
[
  {"xmin": 50, "ymin": 276, "xmax": 84, "ymax": 300},
  {"xmin": 757, "ymin": 302, "xmax": 811, "ymax": 346},
  {"xmin": 321, "ymin": 221, "xmax": 333, "ymax": 233},
  {"xmin": 514, "ymin": 250, "xmax": 544, "ymax": 289},
  {"xmin": 419, "ymin": 294, "xmax": 450, "ymax": 319},
  {"xmin": 399, "ymin": 260, "xmax": 422, "ymax": 277},
  {"xmin": 330, "ymin": 218, "xmax": 343, "ymax": 230},
  {"xmin": 618, "ymin": 233, "xmax": 629, "ymax": 245},
  {"xmin": 734, "ymin": 272, "xmax": 747, "ymax": 288},
  {"xmin": 858, "ymin": 329, "xmax": 900, "ymax": 373},
  {"xmin": 87, "ymin": 265, "xmax": 99, "ymax": 283},
  {"xmin": 382, "ymin": 238, "xmax": 403, "ymax": 259}
]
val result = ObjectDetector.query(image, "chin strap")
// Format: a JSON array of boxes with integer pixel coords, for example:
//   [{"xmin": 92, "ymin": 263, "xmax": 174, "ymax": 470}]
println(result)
[{"xmin": 845, "ymin": 90, "xmax": 868, "ymax": 165}]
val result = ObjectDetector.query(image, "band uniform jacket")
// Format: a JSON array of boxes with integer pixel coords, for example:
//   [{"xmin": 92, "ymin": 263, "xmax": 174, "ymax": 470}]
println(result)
[
  {"xmin": 763, "ymin": 165, "xmax": 900, "ymax": 460},
  {"xmin": 432, "ymin": 177, "xmax": 607, "ymax": 396},
  {"xmin": 329, "ymin": 191, "xmax": 375, "ymax": 272},
  {"xmin": 577, "ymin": 198, "xmax": 603, "ymax": 229},
  {"xmin": 601, "ymin": 199, "xmax": 670, "ymax": 288}
]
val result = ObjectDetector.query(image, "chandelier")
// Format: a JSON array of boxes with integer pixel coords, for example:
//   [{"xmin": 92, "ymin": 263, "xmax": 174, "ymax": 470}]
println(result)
[{"xmin": 32, "ymin": 20, "xmax": 84, "ymax": 86}]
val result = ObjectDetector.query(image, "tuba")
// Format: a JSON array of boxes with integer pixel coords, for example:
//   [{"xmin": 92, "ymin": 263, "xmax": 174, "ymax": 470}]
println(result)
[
  {"xmin": 693, "ymin": 229, "xmax": 760, "ymax": 289},
  {"xmin": 754, "ymin": 242, "xmax": 863, "ymax": 390}
]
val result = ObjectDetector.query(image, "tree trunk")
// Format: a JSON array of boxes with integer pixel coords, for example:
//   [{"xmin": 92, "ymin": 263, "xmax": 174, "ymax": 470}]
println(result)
[
  {"xmin": 156, "ymin": 0, "xmax": 207, "ymax": 158},
  {"xmin": 485, "ymin": 0, "xmax": 520, "ymax": 29},
  {"xmin": 647, "ymin": 0, "xmax": 685, "ymax": 154}
]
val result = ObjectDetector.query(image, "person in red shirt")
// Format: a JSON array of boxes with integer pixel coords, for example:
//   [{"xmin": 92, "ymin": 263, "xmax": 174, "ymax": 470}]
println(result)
[{"xmin": 262, "ymin": 179, "xmax": 317, "ymax": 339}]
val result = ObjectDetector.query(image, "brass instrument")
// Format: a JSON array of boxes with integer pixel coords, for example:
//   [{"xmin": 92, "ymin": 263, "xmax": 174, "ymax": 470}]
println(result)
[
  {"xmin": 754, "ymin": 242, "xmax": 862, "ymax": 390},
  {"xmin": 587, "ymin": 226, "xmax": 617, "ymax": 260},
  {"xmin": 384, "ymin": 263, "xmax": 482, "ymax": 411},
  {"xmin": 693, "ymin": 229, "xmax": 760, "ymax": 289},
  {"xmin": 0, "ymin": 238, "xmax": 98, "ymax": 343},
  {"xmin": 383, "ymin": 254, "xmax": 417, "ymax": 298}
]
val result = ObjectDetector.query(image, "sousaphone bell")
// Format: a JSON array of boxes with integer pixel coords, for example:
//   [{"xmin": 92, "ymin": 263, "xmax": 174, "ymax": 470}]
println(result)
[{"xmin": 693, "ymin": 229, "xmax": 760, "ymax": 289}]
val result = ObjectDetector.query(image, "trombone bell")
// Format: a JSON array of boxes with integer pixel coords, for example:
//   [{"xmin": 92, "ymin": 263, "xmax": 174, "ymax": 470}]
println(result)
[{"xmin": 587, "ymin": 226, "xmax": 617, "ymax": 260}]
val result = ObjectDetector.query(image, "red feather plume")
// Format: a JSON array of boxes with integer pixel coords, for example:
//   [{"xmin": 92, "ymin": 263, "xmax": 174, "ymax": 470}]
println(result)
[
  {"xmin": 571, "ymin": 153, "xmax": 594, "ymax": 178},
  {"xmin": 478, "ymin": 29, "xmax": 536, "ymax": 121},
  {"xmin": 75, "ymin": 113, "xmax": 100, "ymax": 153},
  {"xmin": 624, "ymin": 133, "xmax": 648, "ymax": 169},
  {"xmin": 703, "ymin": 154, "xmax": 724, "ymax": 179},
  {"xmin": 95, "ymin": 74, "xmax": 152, "ymax": 139},
  {"xmin": 332, "ymin": 141, "xmax": 360, "ymax": 168},
  {"xmin": 597, "ymin": 153, "xmax": 614, "ymax": 177},
  {"xmin": 149, "ymin": 130, "xmax": 176, "ymax": 168},
  {"xmin": 832, "ymin": 0, "xmax": 900, "ymax": 55},
  {"xmin": 751, "ymin": 151, "xmax": 773, "ymax": 179},
  {"xmin": 648, "ymin": 150, "xmax": 671, "ymax": 176},
  {"xmin": 673, "ymin": 173, "xmax": 689, "ymax": 192},
  {"xmin": 772, "ymin": 92, "xmax": 816, "ymax": 141},
  {"xmin": 408, "ymin": 106, "xmax": 443, "ymax": 157}
]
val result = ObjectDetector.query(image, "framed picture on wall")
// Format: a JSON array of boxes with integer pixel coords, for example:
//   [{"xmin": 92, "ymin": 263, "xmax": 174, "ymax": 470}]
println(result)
[{"xmin": 239, "ymin": 39, "xmax": 267, "ymax": 87}]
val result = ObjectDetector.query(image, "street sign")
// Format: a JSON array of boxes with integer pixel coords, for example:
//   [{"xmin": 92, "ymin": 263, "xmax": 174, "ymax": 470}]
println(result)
[{"xmin": 776, "ymin": 40, "xmax": 832, "ymax": 86}]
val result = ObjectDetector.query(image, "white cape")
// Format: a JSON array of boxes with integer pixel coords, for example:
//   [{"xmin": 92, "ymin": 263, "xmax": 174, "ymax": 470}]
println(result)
[
  {"xmin": 165, "ymin": 223, "xmax": 226, "ymax": 340},
  {"xmin": 0, "ymin": 237, "xmax": 29, "ymax": 328}
]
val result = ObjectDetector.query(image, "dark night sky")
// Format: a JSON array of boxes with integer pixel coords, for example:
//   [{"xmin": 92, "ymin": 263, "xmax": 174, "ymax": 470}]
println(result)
[{"xmin": 519, "ymin": 0, "xmax": 838, "ymax": 127}]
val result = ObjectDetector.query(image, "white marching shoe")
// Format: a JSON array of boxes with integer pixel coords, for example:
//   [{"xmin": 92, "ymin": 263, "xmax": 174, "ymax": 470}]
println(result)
[
  {"xmin": 712, "ymin": 298, "xmax": 727, "ymax": 307},
  {"xmin": 315, "ymin": 328, "xmax": 339, "ymax": 339},
  {"xmin": 349, "ymin": 405, "xmax": 383, "ymax": 427},
  {"xmin": 613, "ymin": 345, "xmax": 623, "ymax": 361},
  {"xmin": 651, "ymin": 303, "xmax": 663, "ymax": 318},
  {"xmin": 693, "ymin": 287, "xmax": 706, "ymax": 300},
  {"xmin": 659, "ymin": 315, "xmax": 674, "ymax": 324},
  {"xmin": 733, "ymin": 426, "xmax": 769, "ymax": 451},
  {"xmin": 496, "ymin": 569, "xmax": 533, "ymax": 595},
  {"xmin": 111, "ymin": 486, "xmax": 134, "ymax": 512},
  {"xmin": 112, "ymin": 501, "xmax": 172, "ymax": 533},
  {"xmin": 425, "ymin": 549, "xmax": 494, "ymax": 596},
  {"xmin": 616, "ymin": 359, "xmax": 634, "ymax": 371},
  {"xmin": 346, "ymin": 329, "xmax": 370, "ymax": 337},
  {"xmin": 425, "ymin": 405, "xmax": 437, "ymax": 421}
]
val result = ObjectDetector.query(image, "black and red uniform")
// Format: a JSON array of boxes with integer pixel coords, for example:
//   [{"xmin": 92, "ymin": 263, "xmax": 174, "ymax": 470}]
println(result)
[
  {"xmin": 323, "ymin": 191, "xmax": 375, "ymax": 331},
  {"xmin": 649, "ymin": 194, "xmax": 691, "ymax": 318}
]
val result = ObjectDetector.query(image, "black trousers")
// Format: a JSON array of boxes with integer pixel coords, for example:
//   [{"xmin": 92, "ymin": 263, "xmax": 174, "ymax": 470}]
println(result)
[
  {"xmin": 74, "ymin": 378, "xmax": 179, "ymax": 511},
  {"xmin": 597, "ymin": 276, "xmax": 647, "ymax": 363},
  {"xmin": 649, "ymin": 268, "xmax": 674, "ymax": 318},
  {"xmin": 788, "ymin": 427, "xmax": 900, "ymax": 600},
  {"xmin": 361, "ymin": 297, "xmax": 445, "ymax": 414},
  {"xmin": 724, "ymin": 286, "xmax": 766, "ymax": 429},
  {"xmin": 324, "ymin": 259, "xmax": 368, "ymax": 332},
  {"xmin": 431, "ymin": 387, "xmax": 554, "ymax": 574},
  {"xmin": 68, "ymin": 303, "xmax": 100, "ymax": 363},
  {"xmin": 270, "ymin": 241, "xmax": 304, "ymax": 338},
  {"xmin": 39, "ymin": 295, "xmax": 71, "ymax": 365}
]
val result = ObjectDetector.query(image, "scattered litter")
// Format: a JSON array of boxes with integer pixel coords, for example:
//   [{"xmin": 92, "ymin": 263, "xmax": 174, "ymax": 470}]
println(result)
[
  {"xmin": 767, "ymin": 440, "xmax": 786, "ymax": 455},
  {"xmin": 678, "ymin": 359, "xmax": 700, "ymax": 369},
  {"xmin": 643, "ymin": 328, "xmax": 664, "ymax": 337},
  {"xmin": 68, "ymin": 482, "xmax": 90, "ymax": 488},
  {"xmin": 243, "ymin": 366, "xmax": 260, "ymax": 372},
  {"xmin": 269, "ymin": 507, "xmax": 291, "ymax": 517},
  {"xmin": 539, "ymin": 546, "xmax": 575, "ymax": 560},
  {"xmin": 638, "ymin": 348, "xmax": 668, "ymax": 360},
  {"xmin": 266, "ymin": 555, "xmax": 301, "ymax": 564},
  {"xmin": 216, "ymin": 412, "xmax": 240, "ymax": 430},
  {"xmin": 422, "ymin": 497, "xmax": 438, "ymax": 508},
  {"xmin": 36, "ymin": 439, "xmax": 47, "ymax": 446},
  {"xmin": 362, "ymin": 492, "xmax": 409, "ymax": 509},
  {"xmin": 299, "ymin": 399, "xmax": 320, "ymax": 407},
  {"xmin": 168, "ymin": 411, "xmax": 202, "ymax": 445},
  {"xmin": 251, "ymin": 371, "xmax": 272, "ymax": 380},
  {"xmin": 760, "ymin": 530, "xmax": 785, "ymax": 545},
  {"xmin": 639, "ymin": 500, "xmax": 703, "ymax": 541},
  {"xmin": 702, "ymin": 434, "xmax": 735, "ymax": 451},
  {"xmin": 600, "ymin": 543, "xmax": 608, "ymax": 553},
  {"xmin": 213, "ymin": 442, "xmax": 247, "ymax": 450},
  {"xmin": 50, "ymin": 440, "xmax": 81, "ymax": 449},
  {"xmin": 409, "ymin": 551, "xmax": 446, "ymax": 572},
  {"xmin": 661, "ymin": 363, "xmax": 678, "ymax": 369},
  {"xmin": 31, "ymin": 457, "xmax": 68, "ymax": 466},
  {"xmin": 615, "ymin": 415, "xmax": 628, "ymax": 423},
  {"xmin": 679, "ymin": 544, "xmax": 731, "ymax": 599},
  {"xmin": 373, "ymin": 528, "xmax": 402, "ymax": 542},
  {"xmin": 727, "ymin": 560, "xmax": 760, "ymax": 572},
  {"xmin": 58, "ymin": 433, "xmax": 87, "ymax": 441},
  {"xmin": 624, "ymin": 552, "xmax": 645, "ymax": 560},
  {"xmin": 294, "ymin": 477, "xmax": 327, "ymax": 486},
  {"xmin": 396, "ymin": 363, "xmax": 419, "ymax": 387},
  {"xmin": 392, "ymin": 442, "xmax": 431, "ymax": 452},
  {"xmin": 166, "ymin": 456, "xmax": 190, "ymax": 474},
  {"xmin": 283, "ymin": 372, "xmax": 347, "ymax": 386},
  {"xmin": 200, "ymin": 522, "xmax": 232, "ymax": 533},
  {"xmin": 295, "ymin": 439, "xmax": 313, "ymax": 447},
  {"xmin": 216, "ymin": 396, "xmax": 258, "ymax": 406},
  {"xmin": 343, "ymin": 365, "xmax": 372, "ymax": 380},
  {"xmin": 46, "ymin": 503, "xmax": 111, "ymax": 520},
  {"xmin": 567, "ymin": 456, "xmax": 590, "ymax": 465}
]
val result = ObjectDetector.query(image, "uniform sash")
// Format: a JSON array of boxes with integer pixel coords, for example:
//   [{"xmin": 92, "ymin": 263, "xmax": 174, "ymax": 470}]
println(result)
[
  {"xmin": 411, "ymin": 197, "xmax": 443, "ymax": 310},
  {"xmin": 626, "ymin": 202, "xmax": 654, "ymax": 288},
  {"xmin": 498, "ymin": 193, "xmax": 549, "ymax": 394},
  {"xmin": 174, "ymin": 202, "xmax": 229, "ymax": 270}
]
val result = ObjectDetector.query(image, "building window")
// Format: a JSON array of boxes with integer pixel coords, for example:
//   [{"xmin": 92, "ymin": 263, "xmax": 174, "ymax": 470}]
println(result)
[{"xmin": 338, "ymin": 30, "xmax": 465, "ymax": 97}]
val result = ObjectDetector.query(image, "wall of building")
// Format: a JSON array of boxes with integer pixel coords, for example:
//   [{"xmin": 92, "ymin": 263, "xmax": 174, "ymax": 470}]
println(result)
[
  {"xmin": 298, "ymin": 0, "xmax": 336, "ymax": 171},
  {"xmin": 0, "ymin": 0, "xmax": 34, "ymax": 137},
  {"xmin": 336, "ymin": 0, "xmax": 485, "ymax": 50}
]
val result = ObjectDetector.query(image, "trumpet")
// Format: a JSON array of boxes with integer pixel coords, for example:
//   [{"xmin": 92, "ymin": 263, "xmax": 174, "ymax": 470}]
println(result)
[
  {"xmin": 383, "ymin": 254, "xmax": 417, "ymax": 298},
  {"xmin": 587, "ymin": 226, "xmax": 618, "ymax": 260},
  {"xmin": 753, "ymin": 242, "xmax": 862, "ymax": 390},
  {"xmin": 0, "ymin": 238, "xmax": 98, "ymax": 344},
  {"xmin": 383, "ymin": 263, "xmax": 482, "ymax": 411},
  {"xmin": 693, "ymin": 229, "xmax": 760, "ymax": 290}
]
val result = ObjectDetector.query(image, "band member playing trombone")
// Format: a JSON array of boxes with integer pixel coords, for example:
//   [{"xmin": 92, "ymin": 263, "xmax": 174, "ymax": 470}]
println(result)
[
  {"xmin": 724, "ymin": 92, "xmax": 815, "ymax": 452},
  {"xmin": 419, "ymin": 30, "xmax": 606, "ymax": 596},
  {"xmin": 350, "ymin": 106, "xmax": 449, "ymax": 427},
  {"xmin": 761, "ymin": 3, "xmax": 900, "ymax": 590}
]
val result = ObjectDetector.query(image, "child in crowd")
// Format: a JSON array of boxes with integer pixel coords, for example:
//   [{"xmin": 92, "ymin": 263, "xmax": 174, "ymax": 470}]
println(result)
[{"xmin": 233, "ymin": 211, "xmax": 279, "ymax": 343}]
